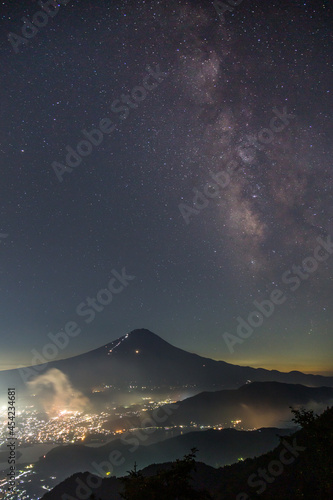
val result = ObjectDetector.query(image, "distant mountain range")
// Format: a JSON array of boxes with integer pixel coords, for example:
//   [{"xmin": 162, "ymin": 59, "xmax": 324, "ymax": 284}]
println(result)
[
  {"xmin": 28, "ymin": 381, "xmax": 333, "ymax": 491},
  {"xmin": 144, "ymin": 381, "xmax": 333, "ymax": 428},
  {"xmin": 41, "ymin": 406, "xmax": 333, "ymax": 500},
  {"xmin": 34, "ymin": 426, "xmax": 293, "ymax": 492},
  {"xmin": 1, "ymin": 329, "xmax": 332, "ymax": 393}
]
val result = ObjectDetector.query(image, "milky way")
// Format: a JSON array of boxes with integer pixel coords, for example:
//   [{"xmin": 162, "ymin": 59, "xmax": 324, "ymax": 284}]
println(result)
[
  {"xmin": 162, "ymin": 1, "xmax": 332, "ymax": 279},
  {"xmin": 0, "ymin": 0, "xmax": 332, "ymax": 373}
]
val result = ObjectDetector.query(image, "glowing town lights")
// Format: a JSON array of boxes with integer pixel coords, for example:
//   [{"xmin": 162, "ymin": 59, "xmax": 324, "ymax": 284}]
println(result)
[{"xmin": 135, "ymin": 350, "xmax": 139, "ymax": 354}]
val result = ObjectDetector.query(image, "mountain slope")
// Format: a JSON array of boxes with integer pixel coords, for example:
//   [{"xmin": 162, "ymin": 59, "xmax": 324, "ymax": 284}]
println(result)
[
  {"xmin": 1, "ymin": 329, "xmax": 333, "ymax": 393},
  {"xmin": 151, "ymin": 381, "xmax": 333, "ymax": 428},
  {"xmin": 41, "ymin": 406, "xmax": 333, "ymax": 500},
  {"xmin": 31, "ymin": 381, "xmax": 333, "ymax": 488},
  {"xmin": 32, "ymin": 426, "xmax": 291, "ymax": 498}
]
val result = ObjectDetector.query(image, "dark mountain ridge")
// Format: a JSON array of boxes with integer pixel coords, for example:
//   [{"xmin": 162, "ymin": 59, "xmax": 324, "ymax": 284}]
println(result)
[
  {"xmin": 31, "ymin": 381, "xmax": 332, "ymax": 488},
  {"xmin": 34, "ymin": 426, "xmax": 292, "ymax": 494},
  {"xmin": 41, "ymin": 406, "xmax": 333, "ymax": 500},
  {"xmin": 150, "ymin": 381, "xmax": 333, "ymax": 428},
  {"xmin": 1, "ymin": 329, "xmax": 332, "ymax": 393}
]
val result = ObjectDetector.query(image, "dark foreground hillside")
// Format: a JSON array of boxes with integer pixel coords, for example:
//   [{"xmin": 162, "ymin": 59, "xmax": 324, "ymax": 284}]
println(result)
[
  {"xmin": 212, "ymin": 405, "xmax": 333, "ymax": 499},
  {"xmin": 42, "ymin": 406, "xmax": 333, "ymax": 500}
]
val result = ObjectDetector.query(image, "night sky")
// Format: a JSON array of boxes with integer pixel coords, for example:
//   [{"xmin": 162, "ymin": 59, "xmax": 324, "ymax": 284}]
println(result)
[{"xmin": 0, "ymin": 0, "xmax": 332, "ymax": 375}]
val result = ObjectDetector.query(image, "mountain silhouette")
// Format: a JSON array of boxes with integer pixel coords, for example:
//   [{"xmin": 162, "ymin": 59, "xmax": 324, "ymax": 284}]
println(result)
[
  {"xmin": 34, "ymin": 425, "xmax": 293, "ymax": 496},
  {"xmin": 1, "ymin": 329, "xmax": 333, "ymax": 392},
  {"xmin": 146, "ymin": 381, "xmax": 333, "ymax": 428},
  {"xmin": 41, "ymin": 406, "xmax": 333, "ymax": 500},
  {"xmin": 27, "ymin": 381, "xmax": 332, "ymax": 493}
]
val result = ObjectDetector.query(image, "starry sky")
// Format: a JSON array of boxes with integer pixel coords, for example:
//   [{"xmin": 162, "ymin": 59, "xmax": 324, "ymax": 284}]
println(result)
[{"xmin": 0, "ymin": 0, "xmax": 332, "ymax": 375}]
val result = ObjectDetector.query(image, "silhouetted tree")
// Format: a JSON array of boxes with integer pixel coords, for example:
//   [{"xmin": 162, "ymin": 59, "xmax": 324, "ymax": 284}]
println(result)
[
  {"xmin": 120, "ymin": 448, "xmax": 212, "ymax": 499},
  {"xmin": 290, "ymin": 406, "xmax": 317, "ymax": 428}
]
